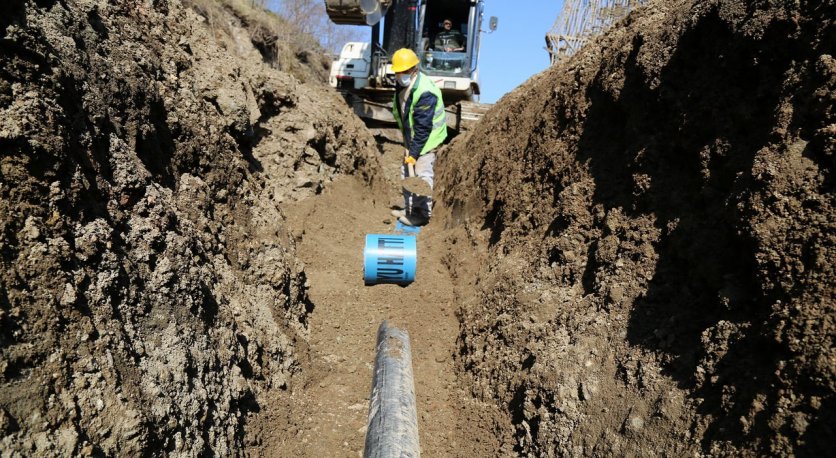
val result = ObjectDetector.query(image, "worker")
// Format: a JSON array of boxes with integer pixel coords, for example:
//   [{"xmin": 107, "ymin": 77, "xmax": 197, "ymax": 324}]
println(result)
[
  {"xmin": 434, "ymin": 18, "xmax": 465, "ymax": 52},
  {"xmin": 389, "ymin": 48, "xmax": 447, "ymax": 227}
]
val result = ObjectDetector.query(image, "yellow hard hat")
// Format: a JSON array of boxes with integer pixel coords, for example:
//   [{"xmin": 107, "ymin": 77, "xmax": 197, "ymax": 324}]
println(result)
[{"xmin": 391, "ymin": 48, "xmax": 419, "ymax": 73}]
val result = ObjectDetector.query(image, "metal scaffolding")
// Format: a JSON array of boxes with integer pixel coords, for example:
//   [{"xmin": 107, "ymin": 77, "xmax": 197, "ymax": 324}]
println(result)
[{"xmin": 546, "ymin": 0, "xmax": 647, "ymax": 65}]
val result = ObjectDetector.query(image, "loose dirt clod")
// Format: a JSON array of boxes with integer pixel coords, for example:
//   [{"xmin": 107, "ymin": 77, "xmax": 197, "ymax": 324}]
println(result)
[{"xmin": 402, "ymin": 177, "xmax": 433, "ymax": 197}]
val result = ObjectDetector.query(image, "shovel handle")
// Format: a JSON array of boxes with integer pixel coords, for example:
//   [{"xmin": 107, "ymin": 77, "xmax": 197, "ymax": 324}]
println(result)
[{"xmin": 407, "ymin": 163, "xmax": 416, "ymax": 177}]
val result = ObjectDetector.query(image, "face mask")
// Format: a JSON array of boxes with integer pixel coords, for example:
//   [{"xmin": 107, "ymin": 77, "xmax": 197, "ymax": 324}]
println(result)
[{"xmin": 397, "ymin": 73, "xmax": 412, "ymax": 87}]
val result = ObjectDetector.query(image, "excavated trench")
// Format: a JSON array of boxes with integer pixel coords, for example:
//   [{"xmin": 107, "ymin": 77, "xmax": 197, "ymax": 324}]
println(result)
[{"xmin": 1, "ymin": 0, "xmax": 833, "ymax": 456}]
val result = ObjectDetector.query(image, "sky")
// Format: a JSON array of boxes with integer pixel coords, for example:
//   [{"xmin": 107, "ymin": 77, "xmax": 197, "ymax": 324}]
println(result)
[{"xmin": 478, "ymin": 1, "xmax": 564, "ymax": 103}]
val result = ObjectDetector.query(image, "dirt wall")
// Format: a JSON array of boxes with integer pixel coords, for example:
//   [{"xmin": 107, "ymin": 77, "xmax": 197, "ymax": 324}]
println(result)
[
  {"xmin": 438, "ymin": 0, "xmax": 834, "ymax": 455},
  {"xmin": 0, "ymin": 0, "xmax": 378, "ymax": 454}
]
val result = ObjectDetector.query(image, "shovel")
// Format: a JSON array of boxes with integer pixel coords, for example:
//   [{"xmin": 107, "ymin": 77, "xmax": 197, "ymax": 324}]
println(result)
[{"xmin": 403, "ymin": 154, "xmax": 432, "ymax": 197}]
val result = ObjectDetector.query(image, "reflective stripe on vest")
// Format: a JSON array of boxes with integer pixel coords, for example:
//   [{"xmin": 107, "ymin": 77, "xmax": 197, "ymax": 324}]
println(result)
[{"xmin": 393, "ymin": 73, "xmax": 447, "ymax": 156}]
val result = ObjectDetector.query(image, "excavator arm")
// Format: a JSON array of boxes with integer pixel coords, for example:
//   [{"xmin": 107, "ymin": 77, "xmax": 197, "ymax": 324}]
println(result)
[{"xmin": 325, "ymin": 0, "xmax": 392, "ymax": 25}]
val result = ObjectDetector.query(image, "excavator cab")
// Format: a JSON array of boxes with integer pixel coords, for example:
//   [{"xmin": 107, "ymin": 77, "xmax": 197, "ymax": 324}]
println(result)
[
  {"xmin": 421, "ymin": 13, "xmax": 469, "ymax": 76},
  {"xmin": 325, "ymin": 0, "xmax": 495, "ymax": 126},
  {"xmin": 416, "ymin": 0, "xmax": 485, "ymax": 100}
]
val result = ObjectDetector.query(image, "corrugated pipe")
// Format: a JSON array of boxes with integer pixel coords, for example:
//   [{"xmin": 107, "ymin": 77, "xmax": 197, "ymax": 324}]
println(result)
[{"xmin": 363, "ymin": 321, "xmax": 420, "ymax": 457}]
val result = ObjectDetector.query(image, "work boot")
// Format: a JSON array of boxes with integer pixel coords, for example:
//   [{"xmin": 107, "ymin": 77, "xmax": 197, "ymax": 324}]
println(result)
[
  {"xmin": 390, "ymin": 209, "xmax": 406, "ymax": 218},
  {"xmin": 398, "ymin": 214, "xmax": 428, "ymax": 227}
]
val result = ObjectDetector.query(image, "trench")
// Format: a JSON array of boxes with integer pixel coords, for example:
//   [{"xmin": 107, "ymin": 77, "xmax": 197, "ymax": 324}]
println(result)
[
  {"xmin": 246, "ymin": 143, "xmax": 504, "ymax": 456},
  {"xmin": 2, "ymin": 1, "xmax": 828, "ymax": 455}
]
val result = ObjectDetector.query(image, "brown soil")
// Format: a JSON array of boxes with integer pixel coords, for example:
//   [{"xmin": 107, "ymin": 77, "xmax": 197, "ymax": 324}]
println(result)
[
  {"xmin": 437, "ymin": 0, "xmax": 834, "ymax": 455},
  {"xmin": 246, "ymin": 170, "xmax": 508, "ymax": 456},
  {"xmin": 0, "ymin": 0, "xmax": 377, "ymax": 454},
  {"xmin": 1, "ymin": 0, "xmax": 833, "ymax": 456},
  {"xmin": 403, "ymin": 176, "xmax": 434, "ymax": 197}
]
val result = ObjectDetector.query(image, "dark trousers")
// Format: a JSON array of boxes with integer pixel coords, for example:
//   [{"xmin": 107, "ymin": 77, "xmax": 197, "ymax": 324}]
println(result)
[{"xmin": 402, "ymin": 152, "xmax": 436, "ymax": 220}]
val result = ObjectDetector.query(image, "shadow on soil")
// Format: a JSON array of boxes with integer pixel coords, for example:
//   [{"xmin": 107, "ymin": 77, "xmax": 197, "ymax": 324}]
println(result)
[{"xmin": 573, "ymin": 6, "xmax": 828, "ymax": 453}]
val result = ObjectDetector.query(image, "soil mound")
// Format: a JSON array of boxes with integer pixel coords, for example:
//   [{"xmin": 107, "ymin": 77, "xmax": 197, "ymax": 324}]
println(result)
[
  {"xmin": 438, "ymin": 0, "xmax": 834, "ymax": 455},
  {"xmin": 0, "ymin": 0, "xmax": 377, "ymax": 454}
]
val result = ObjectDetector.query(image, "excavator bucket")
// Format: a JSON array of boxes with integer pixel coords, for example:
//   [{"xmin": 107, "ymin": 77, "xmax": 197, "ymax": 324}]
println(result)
[{"xmin": 325, "ymin": 0, "xmax": 391, "ymax": 25}]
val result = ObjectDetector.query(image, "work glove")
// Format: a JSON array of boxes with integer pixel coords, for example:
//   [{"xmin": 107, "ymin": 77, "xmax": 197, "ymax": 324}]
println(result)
[{"xmin": 403, "ymin": 151, "xmax": 416, "ymax": 177}]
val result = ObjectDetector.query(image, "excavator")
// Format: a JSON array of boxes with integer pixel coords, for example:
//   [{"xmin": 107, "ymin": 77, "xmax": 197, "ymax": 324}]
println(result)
[{"xmin": 325, "ymin": 0, "xmax": 497, "ymax": 133}]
